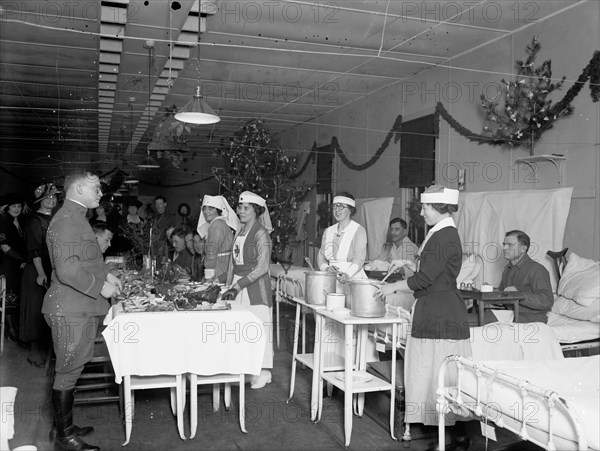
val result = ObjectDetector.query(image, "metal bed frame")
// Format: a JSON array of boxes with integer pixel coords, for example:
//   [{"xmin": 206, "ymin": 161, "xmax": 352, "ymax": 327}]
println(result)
[{"xmin": 436, "ymin": 354, "xmax": 590, "ymax": 451}]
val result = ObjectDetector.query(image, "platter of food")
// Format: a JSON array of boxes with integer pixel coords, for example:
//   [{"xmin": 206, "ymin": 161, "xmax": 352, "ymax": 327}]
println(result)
[
  {"xmin": 121, "ymin": 295, "xmax": 175, "ymax": 312},
  {"xmin": 167, "ymin": 283, "xmax": 230, "ymax": 311}
]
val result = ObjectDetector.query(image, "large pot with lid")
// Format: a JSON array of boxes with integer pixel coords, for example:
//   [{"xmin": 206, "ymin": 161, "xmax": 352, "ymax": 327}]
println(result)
[
  {"xmin": 304, "ymin": 271, "xmax": 337, "ymax": 305},
  {"xmin": 348, "ymin": 279, "xmax": 386, "ymax": 317}
]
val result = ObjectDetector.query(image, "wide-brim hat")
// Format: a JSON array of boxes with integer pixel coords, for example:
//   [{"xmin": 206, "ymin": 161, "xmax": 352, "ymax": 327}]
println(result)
[
  {"xmin": 33, "ymin": 183, "xmax": 61, "ymax": 204},
  {"xmin": 1, "ymin": 192, "xmax": 25, "ymax": 207}
]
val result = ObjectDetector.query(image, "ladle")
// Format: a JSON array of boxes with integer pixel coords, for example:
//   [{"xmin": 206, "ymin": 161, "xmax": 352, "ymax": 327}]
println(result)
[{"xmin": 305, "ymin": 257, "xmax": 315, "ymax": 272}]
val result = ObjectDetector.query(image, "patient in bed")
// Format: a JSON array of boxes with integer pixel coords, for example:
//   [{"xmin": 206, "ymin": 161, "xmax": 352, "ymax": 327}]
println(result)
[{"xmin": 473, "ymin": 230, "xmax": 554, "ymax": 325}]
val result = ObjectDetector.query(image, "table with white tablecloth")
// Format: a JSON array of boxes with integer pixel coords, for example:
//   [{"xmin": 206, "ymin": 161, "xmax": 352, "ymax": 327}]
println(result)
[
  {"xmin": 102, "ymin": 304, "xmax": 266, "ymax": 444},
  {"xmin": 103, "ymin": 304, "xmax": 266, "ymax": 382}
]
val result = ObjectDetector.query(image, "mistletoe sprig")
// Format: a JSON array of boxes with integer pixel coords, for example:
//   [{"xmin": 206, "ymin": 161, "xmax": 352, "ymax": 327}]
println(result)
[{"xmin": 480, "ymin": 37, "xmax": 573, "ymax": 151}]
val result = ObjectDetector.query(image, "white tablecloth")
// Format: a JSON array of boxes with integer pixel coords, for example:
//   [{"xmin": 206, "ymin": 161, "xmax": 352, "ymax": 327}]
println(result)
[{"xmin": 102, "ymin": 304, "xmax": 266, "ymax": 383}]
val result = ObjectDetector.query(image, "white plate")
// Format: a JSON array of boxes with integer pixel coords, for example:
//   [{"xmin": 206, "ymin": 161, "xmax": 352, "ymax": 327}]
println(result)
[{"xmin": 334, "ymin": 372, "xmax": 373, "ymax": 384}]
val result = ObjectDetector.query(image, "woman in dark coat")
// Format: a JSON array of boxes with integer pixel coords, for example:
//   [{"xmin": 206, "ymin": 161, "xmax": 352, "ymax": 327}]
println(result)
[
  {"xmin": 20, "ymin": 184, "xmax": 59, "ymax": 366},
  {"xmin": 0, "ymin": 192, "xmax": 27, "ymax": 340},
  {"xmin": 378, "ymin": 185, "xmax": 472, "ymax": 451}
]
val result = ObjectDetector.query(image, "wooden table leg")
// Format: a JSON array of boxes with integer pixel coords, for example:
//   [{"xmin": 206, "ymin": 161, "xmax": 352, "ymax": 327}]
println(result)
[
  {"xmin": 513, "ymin": 300, "xmax": 519, "ymax": 322},
  {"xmin": 477, "ymin": 300, "xmax": 484, "ymax": 326}
]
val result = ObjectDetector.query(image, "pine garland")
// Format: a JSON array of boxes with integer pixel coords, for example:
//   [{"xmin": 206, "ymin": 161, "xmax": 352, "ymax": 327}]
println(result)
[{"xmin": 289, "ymin": 114, "xmax": 404, "ymax": 178}]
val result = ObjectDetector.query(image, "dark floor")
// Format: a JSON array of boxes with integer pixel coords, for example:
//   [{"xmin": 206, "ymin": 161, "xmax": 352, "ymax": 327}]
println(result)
[{"xmin": 1, "ymin": 304, "xmax": 537, "ymax": 451}]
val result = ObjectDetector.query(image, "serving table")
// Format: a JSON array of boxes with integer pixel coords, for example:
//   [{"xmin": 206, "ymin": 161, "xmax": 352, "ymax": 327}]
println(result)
[
  {"xmin": 287, "ymin": 296, "xmax": 404, "ymax": 446},
  {"xmin": 102, "ymin": 303, "xmax": 265, "ymax": 444},
  {"xmin": 460, "ymin": 289, "xmax": 526, "ymax": 325}
]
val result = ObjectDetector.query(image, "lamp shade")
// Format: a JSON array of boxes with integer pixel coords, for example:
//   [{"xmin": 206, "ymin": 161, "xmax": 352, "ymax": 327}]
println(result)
[
  {"xmin": 137, "ymin": 154, "xmax": 160, "ymax": 169},
  {"xmin": 174, "ymin": 86, "xmax": 220, "ymax": 124},
  {"xmin": 123, "ymin": 175, "xmax": 139, "ymax": 184}
]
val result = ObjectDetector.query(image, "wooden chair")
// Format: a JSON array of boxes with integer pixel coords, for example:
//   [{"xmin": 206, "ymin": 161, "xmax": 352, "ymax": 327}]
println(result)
[
  {"xmin": 122, "ymin": 375, "xmax": 186, "ymax": 445},
  {"xmin": 73, "ymin": 332, "xmax": 122, "ymax": 410},
  {"xmin": 188, "ymin": 374, "xmax": 246, "ymax": 439}
]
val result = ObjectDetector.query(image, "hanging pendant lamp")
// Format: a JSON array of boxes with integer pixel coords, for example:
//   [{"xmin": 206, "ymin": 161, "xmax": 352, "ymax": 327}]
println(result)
[
  {"xmin": 175, "ymin": 0, "xmax": 220, "ymax": 125},
  {"xmin": 174, "ymin": 86, "xmax": 220, "ymax": 124}
]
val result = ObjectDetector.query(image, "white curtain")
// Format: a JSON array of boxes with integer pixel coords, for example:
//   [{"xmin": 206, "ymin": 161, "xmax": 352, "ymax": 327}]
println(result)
[
  {"xmin": 454, "ymin": 188, "xmax": 573, "ymax": 289},
  {"xmin": 355, "ymin": 197, "xmax": 395, "ymax": 261}
]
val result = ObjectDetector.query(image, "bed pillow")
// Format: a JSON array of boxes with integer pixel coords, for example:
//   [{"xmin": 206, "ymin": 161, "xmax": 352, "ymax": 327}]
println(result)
[
  {"xmin": 557, "ymin": 253, "xmax": 600, "ymax": 307},
  {"xmin": 552, "ymin": 295, "xmax": 600, "ymax": 323}
]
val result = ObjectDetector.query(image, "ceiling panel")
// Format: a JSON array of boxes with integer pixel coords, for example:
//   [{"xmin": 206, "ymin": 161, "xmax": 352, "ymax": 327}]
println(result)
[{"xmin": 0, "ymin": 0, "xmax": 585, "ymax": 182}]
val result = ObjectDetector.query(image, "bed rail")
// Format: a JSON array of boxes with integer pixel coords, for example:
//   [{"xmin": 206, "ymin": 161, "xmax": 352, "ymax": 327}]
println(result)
[{"xmin": 436, "ymin": 355, "xmax": 589, "ymax": 451}]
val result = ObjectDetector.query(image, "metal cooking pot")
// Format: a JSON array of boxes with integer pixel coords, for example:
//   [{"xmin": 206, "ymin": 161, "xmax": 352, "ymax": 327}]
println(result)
[
  {"xmin": 348, "ymin": 279, "xmax": 386, "ymax": 317},
  {"xmin": 304, "ymin": 271, "xmax": 337, "ymax": 305}
]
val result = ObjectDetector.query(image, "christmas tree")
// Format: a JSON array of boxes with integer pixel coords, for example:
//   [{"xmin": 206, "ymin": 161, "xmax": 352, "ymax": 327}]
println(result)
[
  {"xmin": 212, "ymin": 119, "xmax": 309, "ymax": 260},
  {"xmin": 480, "ymin": 37, "xmax": 573, "ymax": 154}
]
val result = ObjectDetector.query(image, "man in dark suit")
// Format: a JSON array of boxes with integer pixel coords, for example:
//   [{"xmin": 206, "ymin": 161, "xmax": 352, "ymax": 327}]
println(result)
[
  {"xmin": 42, "ymin": 170, "xmax": 122, "ymax": 451},
  {"xmin": 150, "ymin": 195, "xmax": 176, "ymax": 262}
]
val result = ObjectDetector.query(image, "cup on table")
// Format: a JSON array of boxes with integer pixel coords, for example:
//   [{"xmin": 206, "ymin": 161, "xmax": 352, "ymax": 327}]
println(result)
[{"xmin": 326, "ymin": 293, "xmax": 345, "ymax": 310}]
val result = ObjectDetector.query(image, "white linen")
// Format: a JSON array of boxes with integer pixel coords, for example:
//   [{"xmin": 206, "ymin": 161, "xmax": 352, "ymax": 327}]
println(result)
[
  {"xmin": 102, "ymin": 305, "xmax": 265, "ymax": 383},
  {"xmin": 553, "ymin": 295, "xmax": 600, "ymax": 323},
  {"xmin": 547, "ymin": 312, "xmax": 600, "ymax": 343},
  {"xmin": 470, "ymin": 322, "xmax": 564, "ymax": 361},
  {"xmin": 557, "ymin": 253, "xmax": 600, "ymax": 307},
  {"xmin": 354, "ymin": 197, "xmax": 394, "ymax": 261},
  {"xmin": 455, "ymin": 188, "xmax": 573, "ymax": 289},
  {"xmin": 231, "ymin": 274, "xmax": 273, "ymax": 369},
  {"xmin": 461, "ymin": 356, "xmax": 600, "ymax": 450}
]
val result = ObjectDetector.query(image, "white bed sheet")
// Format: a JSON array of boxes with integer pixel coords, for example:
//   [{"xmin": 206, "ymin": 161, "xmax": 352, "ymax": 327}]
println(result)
[
  {"xmin": 547, "ymin": 312, "xmax": 600, "ymax": 343},
  {"xmin": 459, "ymin": 356, "xmax": 600, "ymax": 450}
]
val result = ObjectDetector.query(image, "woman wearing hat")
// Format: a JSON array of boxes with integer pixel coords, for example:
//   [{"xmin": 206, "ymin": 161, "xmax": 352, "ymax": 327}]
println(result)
[
  {"xmin": 20, "ymin": 183, "xmax": 59, "ymax": 365},
  {"xmin": 221, "ymin": 191, "xmax": 273, "ymax": 389},
  {"xmin": 197, "ymin": 195, "xmax": 239, "ymax": 283},
  {"xmin": 0, "ymin": 192, "xmax": 27, "ymax": 341},
  {"xmin": 119, "ymin": 198, "xmax": 145, "ymax": 253},
  {"xmin": 378, "ymin": 185, "xmax": 472, "ymax": 451}
]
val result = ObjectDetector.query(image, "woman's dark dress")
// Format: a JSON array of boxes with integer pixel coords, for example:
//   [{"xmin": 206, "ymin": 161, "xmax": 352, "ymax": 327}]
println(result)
[
  {"xmin": 0, "ymin": 212, "xmax": 26, "ymax": 295},
  {"xmin": 20, "ymin": 212, "xmax": 52, "ymax": 342}
]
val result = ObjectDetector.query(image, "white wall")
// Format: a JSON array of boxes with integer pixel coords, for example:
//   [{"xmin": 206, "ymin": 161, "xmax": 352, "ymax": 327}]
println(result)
[{"xmin": 281, "ymin": 1, "xmax": 600, "ymax": 260}]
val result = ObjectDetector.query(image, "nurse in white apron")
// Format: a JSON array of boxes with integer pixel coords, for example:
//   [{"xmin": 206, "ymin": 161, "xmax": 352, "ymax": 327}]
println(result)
[
  {"xmin": 221, "ymin": 191, "xmax": 274, "ymax": 389},
  {"xmin": 316, "ymin": 193, "xmax": 378, "ymax": 366},
  {"xmin": 197, "ymin": 195, "xmax": 239, "ymax": 283},
  {"xmin": 317, "ymin": 193, "xmax": 367, "ymax": 286}
]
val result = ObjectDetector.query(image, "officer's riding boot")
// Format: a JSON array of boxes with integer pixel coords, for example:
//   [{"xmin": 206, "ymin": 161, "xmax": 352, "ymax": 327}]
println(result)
[{"xmin": 52, "ymin": 389, "xmax": 100, "ymax": 451}]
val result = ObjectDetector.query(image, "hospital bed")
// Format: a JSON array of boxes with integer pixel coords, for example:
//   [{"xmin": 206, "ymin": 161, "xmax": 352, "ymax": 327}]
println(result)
[
  {"xmin": 545, "ymin": 249, "xmax": 600, "ymax": 356},
  {"xmin": 437, "ymin": 354, "xmax": 599, "ymax": 450}
]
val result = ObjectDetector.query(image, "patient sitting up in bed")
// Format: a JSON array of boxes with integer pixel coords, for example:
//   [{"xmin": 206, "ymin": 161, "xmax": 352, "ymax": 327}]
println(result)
[
  {"xmin": 474, "ymin": 229, "xmax": 554, "ymax": 325},
  {"xmin": 371, "ymin": 217, "xmax": 418, "ymax": 277}
]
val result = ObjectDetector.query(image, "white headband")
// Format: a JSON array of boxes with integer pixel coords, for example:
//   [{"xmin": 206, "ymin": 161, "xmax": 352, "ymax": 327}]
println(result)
[
  {"xmin": 239, "ymin": 191, "xmax": 266, "ymax": 207},
  {"xmin": 420, "ymin": 188, "xmax": 459, "ymax": 205},
  {"xmin": 333, "ymin": 196, "xmax": 355, "ymax": 207}
]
